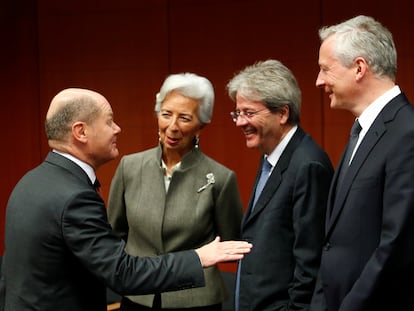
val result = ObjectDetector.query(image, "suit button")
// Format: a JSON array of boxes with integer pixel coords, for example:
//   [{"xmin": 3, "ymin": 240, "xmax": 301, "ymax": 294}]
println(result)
[{"xmin": 324, "ymin": 242, "xmax": 331, "ymax": 251}]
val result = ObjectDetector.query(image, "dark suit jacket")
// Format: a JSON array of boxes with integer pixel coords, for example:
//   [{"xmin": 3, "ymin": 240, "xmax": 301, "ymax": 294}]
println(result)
[
  {"xmin": 311, "ymin": 93, "xmax": 414, "ymax": 311},
  {"xmin": 2, "ymin": 152, "xmax": 204, "ymax": 311},
  {"xmin": 238, "ymin": 127, "xmax": 333, "ymax": 311}
]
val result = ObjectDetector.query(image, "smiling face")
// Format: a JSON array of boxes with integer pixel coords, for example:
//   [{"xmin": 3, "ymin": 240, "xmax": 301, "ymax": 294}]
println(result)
[
  {"xmin": 316, "ymin": 35, "xmax": 359, "ymax": 111},
  {"xmin": 234, "ymin": 93, "xmax": 288, "ymax": 155},
  {"xmin": 158, "ymin": 91, "xmax": 202, "ymax": 159}
]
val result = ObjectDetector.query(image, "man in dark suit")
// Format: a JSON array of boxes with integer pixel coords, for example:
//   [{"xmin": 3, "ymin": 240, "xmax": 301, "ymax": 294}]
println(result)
[
  {"xmin": 227, "ymin": 60, "xmax": 334, "ymax": 311},
  {"xmin": 310, "ymin": 15, "xmax": 414, "ymax": 311},
  {"xmin": 1, "ymin": 88, "xmax": 252, "ymax": 311}
]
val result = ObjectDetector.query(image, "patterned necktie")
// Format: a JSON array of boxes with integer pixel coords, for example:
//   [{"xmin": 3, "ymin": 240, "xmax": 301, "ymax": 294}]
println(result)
[{"xmin": 253, "ymin": 158, "xmax": 272, "ymax": 207}]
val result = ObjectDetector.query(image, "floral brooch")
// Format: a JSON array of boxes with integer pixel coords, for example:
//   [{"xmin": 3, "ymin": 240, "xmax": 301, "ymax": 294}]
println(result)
[{"xmin": 197, "ymin": 173, "xmax": 215, "ymax": 193}]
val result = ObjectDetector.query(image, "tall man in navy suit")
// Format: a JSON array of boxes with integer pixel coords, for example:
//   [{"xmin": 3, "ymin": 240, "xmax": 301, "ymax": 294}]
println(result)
[
  {"xmin": 310, "ymin": 15, "xmax": 414, "ymax": 311},
  {"xmin": 227, "ymin": 60, "xmax": 334, "ymax": 310},
  {"xmin": 1, "ymin": 88, "xmax": 252, "ymax": 311}
]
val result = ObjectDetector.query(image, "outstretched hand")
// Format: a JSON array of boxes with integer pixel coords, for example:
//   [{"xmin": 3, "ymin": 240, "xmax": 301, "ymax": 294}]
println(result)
[{"xmin": 195, "ymin": 236, "xmax": 253, "ymax": 268}]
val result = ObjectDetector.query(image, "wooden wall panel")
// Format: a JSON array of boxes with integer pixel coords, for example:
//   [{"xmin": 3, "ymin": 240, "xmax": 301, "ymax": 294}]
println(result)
[
  {"xmin": 168, "ymin": 0, "xmax": 323, "ymax": 211},
  {"xmin": 36, "ymin": 0, "xmax": 170, "ymax": 200},
  {"xmin": 0, "ymin": 0, "xmax": 41, "ymax": 254},
  {"xmin": 320, "ymin": 0, "xmax": 414, "ymax": 167},
  {"xmin": 2, "ymin": 0, "xmax": 414, "ymax": 260},
  {"xmin": 168, "ymin": 0, "xmax": 322, "ymax": 272}
]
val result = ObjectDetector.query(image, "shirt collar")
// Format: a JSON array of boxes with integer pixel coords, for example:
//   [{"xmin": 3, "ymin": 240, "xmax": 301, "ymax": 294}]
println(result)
[
  {"xmin": 266, "ymin": 125, "xmax": 298, "ymax": 167},
  {"xmin": 161, "ymin": 159, "xmax": 181, "ymax": 177},
  {"xmin": 358, "ymin": 85, "xmax": 401, "ymax": 131},
  {"xmin": 52, "ymin": 149, "xmax": 97, "ymax": 184}
]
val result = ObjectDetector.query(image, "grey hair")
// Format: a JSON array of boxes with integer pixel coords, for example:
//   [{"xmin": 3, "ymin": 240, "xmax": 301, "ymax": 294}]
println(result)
[
  {"xmin": 227, "ymin": 59, "xmax": 301, "ymax": 124},
  {"xmin": 154, "ymin": 73, "xmax": 215, "ymax": 125},
  {"xmin": 319, "ymin": 15, "xmax": 397, "ymax": 81},
  {"xmin": 45, "ymin": 93, "xmax": 100, "ymax": 141}
]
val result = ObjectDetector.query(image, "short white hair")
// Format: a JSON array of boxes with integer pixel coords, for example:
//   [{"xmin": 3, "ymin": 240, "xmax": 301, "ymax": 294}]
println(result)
[{"xmin": 155, "ymin": 73, "xmax": 215, "ymax": 125}]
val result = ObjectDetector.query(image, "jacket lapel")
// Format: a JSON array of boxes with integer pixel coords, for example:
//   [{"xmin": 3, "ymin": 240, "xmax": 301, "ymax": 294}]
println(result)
[
  {"xmin": 45, "ymin": 152, "xmax": 93, "ymax": 188},
  {"xmin": 325, "ymin": 94, "xmax": 408, "ymax": 238},
  {"xmin": 325, "ymin": 147, "xmax": 347, "ymax": 222},
  {"xmin": 243, "ymin": 127, "xmax": 305, "ymax": 226}
]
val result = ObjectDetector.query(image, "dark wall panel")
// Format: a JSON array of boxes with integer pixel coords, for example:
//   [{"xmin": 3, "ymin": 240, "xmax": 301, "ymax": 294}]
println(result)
[
  {"xmin": 0, "ymin": 0, "xmax": 41, "ymax": 252},
  {"xmin": 167, "ymin": 0, "xmax": 323, "ymax": 272},
  {"xmin": 168, "ymin": 0, "xmax": 323, "ymax": 209},
  {"xmin": 320, "ymin": 0, "xmax": 414, "ymax": 167},
  {"xmin": 2, "ymin": 0, "xmax": 414, "ymax": 259},
  {"xmin": 36, "ymin": 0, "xmax": 170, "ymax": 200}
]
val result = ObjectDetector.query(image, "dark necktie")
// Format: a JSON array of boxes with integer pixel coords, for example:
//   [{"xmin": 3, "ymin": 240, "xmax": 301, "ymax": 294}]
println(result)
[
  {"xmin": 337, "ymin": 119, "xmax": 362, "ymax": 189},
  {"xmin": 253, "ymin": 158, "xmax": 272, "ymax": 208},
  {"xmin": 93, "ymin": 178, "xmax": 101, "ymax": 194}
]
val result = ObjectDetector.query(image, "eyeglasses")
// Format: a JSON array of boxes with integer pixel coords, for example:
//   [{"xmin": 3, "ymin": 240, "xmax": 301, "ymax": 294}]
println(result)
[{"xmin": 229, "ymin": 108, "xmax": 268, "ymax": 123}]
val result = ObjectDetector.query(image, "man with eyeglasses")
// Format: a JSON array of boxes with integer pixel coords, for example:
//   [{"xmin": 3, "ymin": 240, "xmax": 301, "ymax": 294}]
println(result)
[{"xmin": 227, "ymin": 59, "xmax": 333, "ymax": 311}]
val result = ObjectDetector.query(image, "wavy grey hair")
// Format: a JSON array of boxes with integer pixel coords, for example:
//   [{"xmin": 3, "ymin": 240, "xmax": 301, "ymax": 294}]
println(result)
[
  {"xmin": 227, "ymin": 59, "xmax": 301, "ymax": 124},
  {"xmin": 319, "ymin": 15, "xmax": 397, "ymax": 81},
  {"xmin": 154, "ymin": 73, "xmax": 215, "ymax": 125}
]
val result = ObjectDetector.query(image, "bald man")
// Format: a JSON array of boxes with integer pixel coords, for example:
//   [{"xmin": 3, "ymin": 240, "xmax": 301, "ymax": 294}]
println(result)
[{"xmin": 1, "ymin": 88, "xmax": 252, "ymax": 311}]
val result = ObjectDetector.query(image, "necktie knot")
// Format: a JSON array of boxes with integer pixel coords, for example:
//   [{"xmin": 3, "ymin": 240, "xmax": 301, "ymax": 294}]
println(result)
[
  {"xmin": 350, "ymin": 119, "xmax": 362, "ymax": 137},
  {"xmin": 93, "ymin": 179, "xmax": 101, "ymax": 193},
  {"xmin": 262, "ymin": 159, "xmax": 272, "ymax": 174}
]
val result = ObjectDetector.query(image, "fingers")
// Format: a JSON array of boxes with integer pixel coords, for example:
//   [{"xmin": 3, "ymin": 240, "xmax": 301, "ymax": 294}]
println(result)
[
  {"xmin": 219, "ymin": 240, "xmax": 253, "ymax": 254},
  {"xmin": 218, "ymin": 240, "xmax": 252, "ymax": 263},
  {"xmin": 219, "ymin": 242, "xmax": 252, "ymax": 262},
  {"xmin": 222, "ymin": 246, "xmax": 252, "ymax": 255},
  {"xmin": 196, "ymin": 238, "xmax": 253, "ymax": 267}
]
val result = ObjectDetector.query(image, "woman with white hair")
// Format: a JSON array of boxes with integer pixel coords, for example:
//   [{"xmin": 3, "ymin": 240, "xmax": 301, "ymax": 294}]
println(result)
[{"xmin": 108, "ymin": 73, "xmax": 243, "ymax": 311}]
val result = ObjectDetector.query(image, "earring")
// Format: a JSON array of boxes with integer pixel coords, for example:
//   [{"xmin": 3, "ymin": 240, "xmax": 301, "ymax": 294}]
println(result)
[
  {"xmin": 194, "ymin": 136, "xmax": 199, "ymax": 148},
  {"xmin": 158, "ymin": 130, "xmax": 161, "ymax": 143}
]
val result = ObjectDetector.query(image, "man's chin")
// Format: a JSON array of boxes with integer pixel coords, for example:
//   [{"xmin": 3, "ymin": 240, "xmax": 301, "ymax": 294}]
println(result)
[
  {"xmin": 329, "ymin": 98, "xmax": 343, "ymax": 109},
  {"xmin": 245, "ymin": 140, "xmax": 258, "ymax": 150},
  {"xmin": 110, "ymin": 149, "xmax": 119, "ymax": 159}
]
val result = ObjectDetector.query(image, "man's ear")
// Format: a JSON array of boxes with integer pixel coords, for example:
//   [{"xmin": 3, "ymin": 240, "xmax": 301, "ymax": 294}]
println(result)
[
  {"xmin": 279, "ymin": 104, "xmax": 290, "ymax": 125},
  {"xmin": 72, "ymin": 121, "xmax": 88, "ymax": 143},
  {"xmin": 354, "ymin": 57, "xmax": 368, "ymax": 81}
]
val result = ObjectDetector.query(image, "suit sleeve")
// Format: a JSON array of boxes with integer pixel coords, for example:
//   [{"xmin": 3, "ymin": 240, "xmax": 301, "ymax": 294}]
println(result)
[
  {"xmin": 289, "ymin": 161, "xmax": 332, "ymax": 310},
  {"xmin": 62, "ymin": 189, "xmax": 205, "ymax": 295}
]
